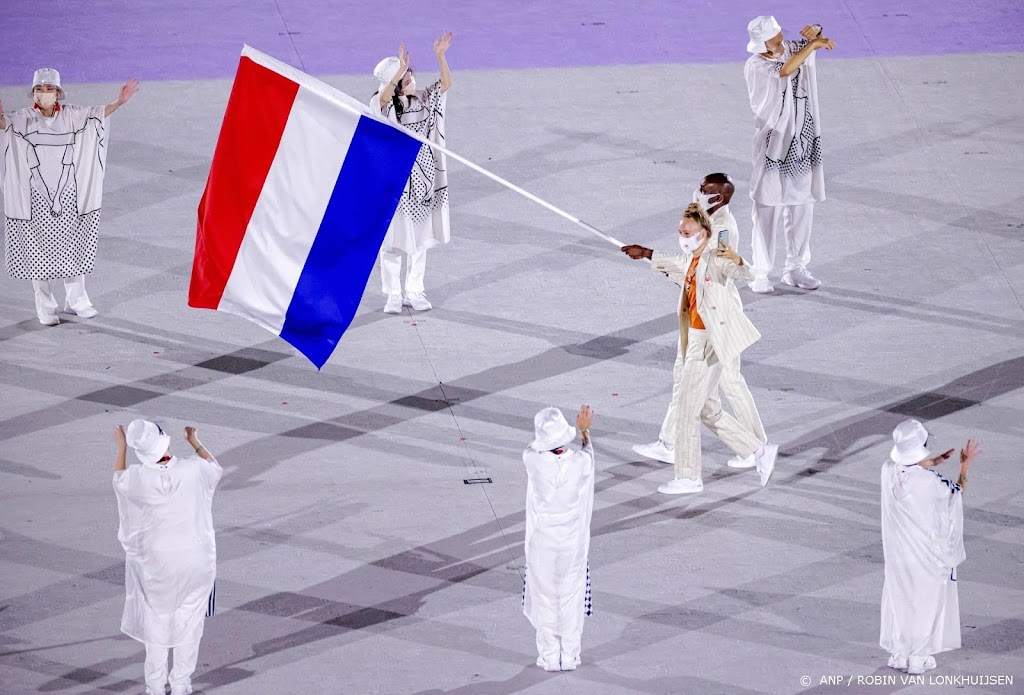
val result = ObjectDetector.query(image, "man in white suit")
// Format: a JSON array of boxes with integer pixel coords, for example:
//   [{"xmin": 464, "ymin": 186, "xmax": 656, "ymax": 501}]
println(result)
[
  {"xmin": 622, "ymin": 204, "xmax": 778, "ymax": 494},
  {"xmin": 634, "ymin": 174, "xmax": 768, "ymax": 469}
]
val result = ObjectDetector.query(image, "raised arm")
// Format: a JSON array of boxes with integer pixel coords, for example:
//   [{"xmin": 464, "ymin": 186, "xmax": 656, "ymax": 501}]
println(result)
[
  {"xmin": 0, "ymin": 95, "xmax": 6, "ymax": 129},
  {"xmin": 379, "ymin": 45, "xmax": 410, "ymax": 110},
  {"xmin": 113, "ymin": 425, "xmax": 128, "ymax": 471},
  {"xmin": 185, "ymin": 426, "xmax": 215, "ymax": 462},
  {"xmin": 104, "ymin": 79, "xmax": 140, "ymax": 117},
  {"xmin": 434, "ymin": 31, "xmax": 454, "ymax": 92},
  {"xmin": 780, "ymin": 28, "xmax": 834, "ymax": 77},
  {"xmin": 576, "ymin": 405, "xmax": 593, "ymax": 449}
]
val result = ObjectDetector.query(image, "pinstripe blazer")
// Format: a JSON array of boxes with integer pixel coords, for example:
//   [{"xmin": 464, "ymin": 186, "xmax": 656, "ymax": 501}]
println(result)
[{"xmin": 651, "ymin": 247, "xmax": 760, "ymax": 365}]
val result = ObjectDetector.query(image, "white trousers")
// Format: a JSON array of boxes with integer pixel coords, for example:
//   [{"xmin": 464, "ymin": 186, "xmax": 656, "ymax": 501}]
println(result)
[
  {"xmin": 144, "ymin": 640, "xmax": 200, "ymax": 695},
  {"xmin": 670, "ymin": 329, "xmax": 763, "ymax": 481},
  {"xmin": 750, "ymin": 202, "xmax": 814, "ymax": 277},
  {"xmin": 380, "ymin": 249, "xmax": 427, "ymax": 296},
  {"xmin": 535, "ymin": 626, "xmax": 582, "ymax": 668},
  {"xmin": 32, "ymin": 275, "xmax": 92, "ymax": 319},
  {"xmin": 659, "ymin": 338, "xmax": 767, "ymax": 445}
]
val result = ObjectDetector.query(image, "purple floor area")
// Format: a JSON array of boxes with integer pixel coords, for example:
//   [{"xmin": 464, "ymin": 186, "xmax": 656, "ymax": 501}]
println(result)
[{"xmin": 1, "ymin": 0, "xmax": 1022, "ymax": 85}]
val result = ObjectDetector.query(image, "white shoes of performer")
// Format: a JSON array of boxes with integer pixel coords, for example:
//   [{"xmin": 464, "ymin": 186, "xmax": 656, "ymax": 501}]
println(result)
[
  {"xmin": 781, "ymin": 267, "xmax": 822, "ymax": 290},
  {"xmin": 38, "ymin": 313, "xmax": 60, "ymax": 326},
  {"xmin": 658, "ymin": 478, "xmax": 704, "ymax": 495},
  {"xmin": 403, "ymin": 292, "xmax": 433, "ymax": 311},
  {"xmin": 383, "ymin": 294, "xmax": 404, "ymax": 314},
  {"xmin": 727, "ymin": 453, "xmax": 757, "ymax": 469},
  {"xmin": 755, "ymin": 443, "xmax": 779, "ymax": 487},
  {"xmin": 536, "ymin": 656, "xmax": 561, "ymax": 672},
  {"xmin": 887, "ymin": 654, "xmax": 908, "ymax": 671},
  {"xmin": 750, "ymin": 276, "xmax": 775, "ymax": 294},
  {"xmin": 65, "ymin": 301, "xmax": 99, "ymax": 319},
  {"xmin": 633, "ymin": 439, "xmax": 674, "ymax": 464},
  {"xmin": 907, "ymin": 656, "xmax": 937, "ymax": 675}
]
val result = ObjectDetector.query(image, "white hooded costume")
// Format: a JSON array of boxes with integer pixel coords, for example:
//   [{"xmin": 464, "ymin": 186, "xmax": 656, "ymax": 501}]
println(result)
[
  {"xmin": 114, "ymin": 420, "xmax": 222, "ymax": 695},
  {"xmin": 522, "ymin": 407, "xmax": 594, "ymax": 670},
  {"xmin": 879, "ymin": 420, "xmax": 965, "ymax": 669}
]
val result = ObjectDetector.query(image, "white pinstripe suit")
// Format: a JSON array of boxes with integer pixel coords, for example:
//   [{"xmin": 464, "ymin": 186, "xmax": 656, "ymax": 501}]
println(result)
[
  {"xmin": 651, "ymin": 246, "xmax": 765, "ymax": 481},
  {"xmin": 658, "ymin": 206, "xmax": 766, "ymax": 445}
]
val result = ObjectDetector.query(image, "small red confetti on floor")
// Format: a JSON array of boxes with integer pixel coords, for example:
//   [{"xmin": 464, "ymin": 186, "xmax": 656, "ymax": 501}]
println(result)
[
  {"xmin": 410, "ymin": 322, "xmax": 417, "ymax": 326},
  {"xmin": 282, "ymin": 402, "xmax": 288, "ymax": 405},
  {"xmin": 612, "ymin": 393, "xmax": 619, "ymax": 396},
  {"xmin": 153, "ymin": 351, "xmax": 160, "ymax": 355},
  {"xmin": 460, "ymin": 437, "xmax": 467, "ymax": 441}
]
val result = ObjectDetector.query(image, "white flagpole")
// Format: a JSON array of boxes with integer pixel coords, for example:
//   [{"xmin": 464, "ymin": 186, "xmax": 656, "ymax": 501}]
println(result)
[{"xmin": 241, "ymin": 46, "xmax": 629, "ymax": 250}]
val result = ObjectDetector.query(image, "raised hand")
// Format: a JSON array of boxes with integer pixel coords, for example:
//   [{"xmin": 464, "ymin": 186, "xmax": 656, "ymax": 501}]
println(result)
[
  {"xmin": 398, "ymin": 42, "xmax": 410, "ymax": 71},
  {"xmin": 185, "ymin": 426, "xmax": 199, "ymax": 445},
  {"xmin": 960, "ymin": 439, "xmax": 980, "ymax": 467},
  {"xmin": 113, "ymin": 425, "xmax": 127, "ymax": 448},
  {"xmin": 118, "ymin": 79, "xmax": 140, "ymax": 105},
  {"xmin": 576, "ymin": 405, "xmax": 593, "ymax": 431},
  {"xmin": 434, "ymin": 30, "xmax": 454, "ymax": 56},
  {"xmin": 811, "ymin": 36, "xmax": 836, "ymax": 51},
  {"xmin": 801, "ymin": 24, "xmax": 823, "ymax": 40},
  {"xmin": 715, "ymin": 242, "xmax": 742, "ymax": 265}
]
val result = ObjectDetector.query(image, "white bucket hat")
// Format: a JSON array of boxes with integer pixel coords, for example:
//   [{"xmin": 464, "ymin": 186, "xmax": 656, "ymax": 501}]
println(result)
[
  {"xmin": 126, "ymin": 419, "xmax": 171, "ymax": 465},
  {"xmin": 530, "ymin": 407, "xmax": 576, "ymax": 452},
  {"xmin": 890, "ymin": 419, "xmax": 932, "ymax": 466},
  {"xmin": 373, "ymin": 56, "xmax": 404, "ymax": 85},
  {"xmin": 746, "ymin": 15, "xmax": 783, "ymax": 54},
  {"xmin": 29, "ymin": 67, "xmax": 66, "ymax": 100}
]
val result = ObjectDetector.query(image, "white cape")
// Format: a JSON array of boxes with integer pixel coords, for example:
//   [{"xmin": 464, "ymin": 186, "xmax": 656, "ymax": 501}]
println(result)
[
  {"xmin": 1, "ymin": 105, "xmax": 109, "ymax": 220},
  {"xmin": 522, "ymin": 441, "xmax": 595, "ymax": 635},
  {"xmin": 113, "ymin": 455, "xmax": 222, "ymax": 647},
  {"xmin": 879, "ymin": 460, "xmax": 965, "ymax": 658}
]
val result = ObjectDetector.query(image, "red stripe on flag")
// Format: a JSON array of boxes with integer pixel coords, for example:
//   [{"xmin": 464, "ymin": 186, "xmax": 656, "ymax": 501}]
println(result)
[{"xmin": 188, "ymin": 56, "xmax": 300, "ymax": 309}]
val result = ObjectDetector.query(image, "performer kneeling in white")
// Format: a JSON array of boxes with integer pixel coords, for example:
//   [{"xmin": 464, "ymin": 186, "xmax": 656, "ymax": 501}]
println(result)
[
  {"xmin": 1, "ymin": 69, "xmax": 138, "ymax": 325},
  {"xmin": 880, "ymin": 420, "xmax": 979, "ymax": 676},
  {"xmin": 370, "ymin": 32, "xmax": 454, "ymax": 314},
  {"xmin": 744, "ymin": 16, "xmax": 834, "ymax": 293},
  {"xmin": 634, "ymin": 174, "xmax": 767, "ymax": 469},
  {"xmin": 622, "ymin": 204, "xmax": 778, "ymax": 494},
  {"xmin": 113, "ymin": 420, "xmax": 222, "ymax": 695},
  {"xmin": 523, "ymin": 405, "xmax": 595, "ymax": 671}
]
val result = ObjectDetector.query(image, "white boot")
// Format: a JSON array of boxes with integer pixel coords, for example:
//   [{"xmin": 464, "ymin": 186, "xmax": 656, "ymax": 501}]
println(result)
[
  {"xmin": 750, "ymin": 276, "xmax": 775, "ymax": 294},
  {"xmin": 383, "ymin": 294, "xmax": 403, "ymax": 314}
]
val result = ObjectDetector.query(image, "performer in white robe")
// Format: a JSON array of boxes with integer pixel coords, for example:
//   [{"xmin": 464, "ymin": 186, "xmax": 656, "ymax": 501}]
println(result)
[
  {"xmin": 370, "ymin": 32, "xmax": 453, "ymax": 314},
  {"xmin": 522, "ymin": 405, "xmax": 595, "ymax": 671},
  {"xmin": 880, "ymin": 420, "xmax": 979, "ymax": 675},
  {"xmin": 113, "ymin": 420, "xmax": 222, "ymax": 695},
  {"xmin": 633, "ymin": 174, "xmax": 767, "ymax": 468},
  {"xmin": 744, "ymin": 17, "xmax": 833, "ymax": 294},
  {"xmin": 0, "ymin": 68, "xmax": 138, "ymax": 325}
]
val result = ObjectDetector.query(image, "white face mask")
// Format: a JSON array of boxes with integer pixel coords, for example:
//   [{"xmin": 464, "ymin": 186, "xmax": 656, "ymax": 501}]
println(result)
[
  {"xmin": 678, "ymin": 234, "xmax": 705, "ymax": 254},
  {"xmin": 403, "ymin": 77, "xmax": 416, "ymax": 95},
  {"xmin": 693, "ymin": 189, "xmax": 718, "ymax": 211},
  {"xmin": 34, "ymin": 91, "xmax": 57, "ymax": 109}
]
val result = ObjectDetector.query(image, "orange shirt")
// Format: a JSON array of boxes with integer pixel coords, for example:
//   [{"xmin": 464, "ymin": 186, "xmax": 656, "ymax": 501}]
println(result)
[{"xmin": 684, "ymin": 256, "xmax": 705, "ymax": 330}]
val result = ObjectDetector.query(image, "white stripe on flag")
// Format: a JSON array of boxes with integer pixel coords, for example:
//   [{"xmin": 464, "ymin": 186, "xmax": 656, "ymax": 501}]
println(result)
[{"xmin": 219, "ymin": 86, "xmax": 360, "ymax": 334}]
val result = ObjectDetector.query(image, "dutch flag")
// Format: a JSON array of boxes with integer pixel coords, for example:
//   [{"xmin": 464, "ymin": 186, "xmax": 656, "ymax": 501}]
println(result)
[{"xmin": 188, "ymin": 46, "xmax": 422, "ymax": 369}]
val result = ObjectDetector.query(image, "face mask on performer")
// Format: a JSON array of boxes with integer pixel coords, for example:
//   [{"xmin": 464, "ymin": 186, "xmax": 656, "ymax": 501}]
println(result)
[{"xmin": 34, "ymin": 91, "xmax": 58, "ymax": 109}]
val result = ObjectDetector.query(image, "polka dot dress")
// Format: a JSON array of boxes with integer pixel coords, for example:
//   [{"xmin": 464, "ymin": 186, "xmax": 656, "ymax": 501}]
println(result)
[{"xmin": 5, "ymin": 180, "xmax": 100, "ymax": 280}]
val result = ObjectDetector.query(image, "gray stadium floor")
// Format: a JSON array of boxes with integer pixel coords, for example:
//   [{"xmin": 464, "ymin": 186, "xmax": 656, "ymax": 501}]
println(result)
[{"xmin": 1, "ymin": 53, "xmax": 1023, "ymax": 694}]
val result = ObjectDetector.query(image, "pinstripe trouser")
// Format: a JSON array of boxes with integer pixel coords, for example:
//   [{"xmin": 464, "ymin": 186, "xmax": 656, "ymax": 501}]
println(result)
[
  {"xmin": 659, "ymin": 339, "xmax": 767, "ymax": 446},
  {"xmin": 670, "ymin": 329, "xmax": 763, "ymax": 481}
]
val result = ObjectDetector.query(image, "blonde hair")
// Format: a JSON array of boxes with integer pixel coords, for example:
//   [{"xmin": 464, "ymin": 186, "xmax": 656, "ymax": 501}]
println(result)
[{"xmin": 682, "ymin": 203, "xmax": 713, "ymax": 237}]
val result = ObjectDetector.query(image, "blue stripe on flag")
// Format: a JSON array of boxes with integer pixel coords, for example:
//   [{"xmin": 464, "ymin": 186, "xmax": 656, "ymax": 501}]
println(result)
[{"xmin": 279, "ymin": 115, "xmax": 423, "ymax": 368}]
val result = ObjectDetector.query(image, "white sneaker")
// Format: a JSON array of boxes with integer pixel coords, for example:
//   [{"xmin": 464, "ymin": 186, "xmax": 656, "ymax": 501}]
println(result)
[
  {"xmin": 383, "ymin": 294, "xmax": 403, "ymax": 314},
  {"xmin": 781, "ymin": 267, "xmax": 822, "ymax": 290},
  {"xmin": 658, "ymin": 478, "xmax": 703, "ymax": 495},
  {"xmin": 907, "ymin": 655, "xmax": 936, "ymax": 675},
  {"xmin": 403, "ymin": 293, "xmax": 432, "ymax": 311},
  {"xmin": 755, "ymin": 443, "xmax": 779, "ymax": 487},
  {"xmin": 37, "ymin": 314, "xmax": 60, "ymax": 326},
  {"xmin": 536, "ymin": 656, "xmax": 560, "ymax": 672},
  {"xmin": 632, "ymin": 439, "xmax": 674, "ymax": 464},
  {"xmin": 750, "ymin": 276, "xmax": 775, "ymax": 294},
  {"xmin": 887, "ymin": 653, "xmax": 908, "ymax": 671},
  {"xmin": 66, "ymin": 303, "xmax": 99, "ymax": 318},
  {"xmin": 727, "ymin": 453, "xmax": 757, "ymax": 469}
]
